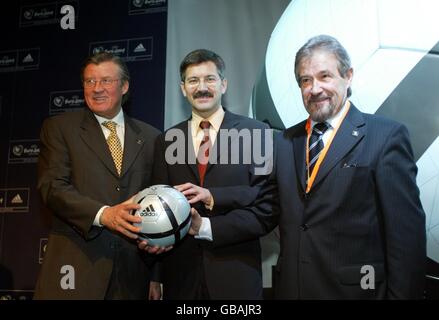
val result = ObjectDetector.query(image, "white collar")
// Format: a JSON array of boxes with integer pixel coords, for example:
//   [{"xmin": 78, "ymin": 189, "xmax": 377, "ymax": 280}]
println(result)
[{"xmin": 94, "ymin": 108, "xmax": 125, "ymax": 127}]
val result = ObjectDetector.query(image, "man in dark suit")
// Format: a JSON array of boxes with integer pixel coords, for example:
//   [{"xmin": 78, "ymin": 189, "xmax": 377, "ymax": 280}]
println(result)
[
  {"xmin": 264, "ymin": 35, "xmax": 426, "ymax": 299},
  {"xmin": 147, "ymin": 49, "xmax": 273, "ymax": 299},
  {"xmin": 35, "ymin": 52, "xmax": 160, "ymax": 299}
]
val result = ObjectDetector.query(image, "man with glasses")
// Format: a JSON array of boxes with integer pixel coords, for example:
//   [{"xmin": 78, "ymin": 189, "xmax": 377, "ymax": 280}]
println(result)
[
  {"xmin": 146, "ymin": 49, "xmax": 274, "ymax": 299},
  {"xmin": 35, "ymin": 52, "xmax": 161, "ymax": 299}
]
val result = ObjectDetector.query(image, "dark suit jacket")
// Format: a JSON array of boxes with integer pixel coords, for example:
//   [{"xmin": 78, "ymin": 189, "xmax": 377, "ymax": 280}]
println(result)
[
  {"xmin": 34, "ymin": 109, "xmax": 160, "ymax": 299},
  {"xmin": 153, "ymin": 110, "xmax": 272, "ymax": 299},
  {"xmin": 268, "ymin": 104, "xmax": 426, "ymax": 299}
]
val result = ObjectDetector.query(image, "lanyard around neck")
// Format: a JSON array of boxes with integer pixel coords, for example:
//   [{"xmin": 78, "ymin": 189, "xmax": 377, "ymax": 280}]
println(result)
[{"xmin": 305, "ymin": 100, "xmax": 351, "ymax": 193}]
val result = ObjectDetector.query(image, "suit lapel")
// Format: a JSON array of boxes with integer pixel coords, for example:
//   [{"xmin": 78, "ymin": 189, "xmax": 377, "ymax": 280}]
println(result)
[
  {"xmin": 120, "ymin": 115, "xmax": 145, "ymax": 177},
  {"xmin": 206, "ymin": 111, "xmax": 240, "ymax": 174},
  {"xmin": 79, "ymin": 109, "xmax": 119, "ymax": 177},
  {"xmin": 183, "ymin": 120, "xmax": 200, "ymax": 182},
  {"xmin": 291, "ymin": 122, "xmax": 307, "ymax": 192},
  {"xmin": 312, "ymin": 105, "xmax": 365, "ymax": 188},
  {"xmin": 184, "ymin": 111, "xmax": 240, "ymax": 184}
]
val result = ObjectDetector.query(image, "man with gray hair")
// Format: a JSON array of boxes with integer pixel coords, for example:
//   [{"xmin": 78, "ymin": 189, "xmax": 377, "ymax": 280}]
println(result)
[
  {"xmin": 35, "ymin": 52, "xmax": 160, "ymax": 299},
  {"xmin": 259, "ymin": 34, "xmax": 426, "ymax": 299}
]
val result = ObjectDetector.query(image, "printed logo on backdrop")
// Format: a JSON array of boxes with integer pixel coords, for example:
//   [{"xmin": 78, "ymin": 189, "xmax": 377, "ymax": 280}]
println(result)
[
  {"xmin": 49, "ymin": 90, "xmax": 84, "ymax": 114},
  {"xmin": 20, "ymin": 0, "xmax": 79, "ymax": 27},
  {"xmin": 0, "ymin": 48, "xmax": 40, "ymax": 73},
  {"xmin": 39, "ymin": 238, "xmax": 48, "ymax": 264},
  {"xmin": 8, "ymin": 140, "xmax": 40, "ymax": 164},
  {"xmin": 0, "ymin": 188, "xmax": 30, "ymax": 213},
  {"xmin": 90, "ymin": 37, "xmax": 153, "ymax": 62},
  {"xmin": 128, "ymin": 0, "xmax": 167, "ymax": 15},
  {"xmin": 0, "ymin": 51, "xmax": 16, "ymax": 71}
]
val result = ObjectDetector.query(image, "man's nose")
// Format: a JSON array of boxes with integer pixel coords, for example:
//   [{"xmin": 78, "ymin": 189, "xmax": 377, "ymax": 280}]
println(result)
[
  {"xmin": 93, "ymin": 81, "xmax": 105, "ymax": 91},
  {"xmin": 310, "ymin": 80, "xmax": 323, "ymax": 95},
  {"xmin": 197, "ymin": 79, "xmax": 209, "ymax": 90}
]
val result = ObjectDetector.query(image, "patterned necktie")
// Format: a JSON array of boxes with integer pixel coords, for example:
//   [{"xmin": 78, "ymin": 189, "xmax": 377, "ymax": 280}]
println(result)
[
  {"xmin": 308, "ymin": 122, "xmax": 329, "ymax": 178},
  {"xmin": 197, "ymin": 120, "xmax": 211, "ymax": 186},
  {"xmin": 102, "ymin": 121, "xmax": 123, "ymax": 175}
]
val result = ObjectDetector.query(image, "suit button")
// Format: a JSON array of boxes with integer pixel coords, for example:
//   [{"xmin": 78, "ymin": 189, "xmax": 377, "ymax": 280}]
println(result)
[
  {"xmin": 303, "ymin": 192, "xmax": 310, "ymax": 200},
  {"xmin": 301, "ymin": 224, "xmax": 309, "ymax": 231},
  {"xmin": 116, "ymin": 186, "xmax": 120, "ymax": 191}
]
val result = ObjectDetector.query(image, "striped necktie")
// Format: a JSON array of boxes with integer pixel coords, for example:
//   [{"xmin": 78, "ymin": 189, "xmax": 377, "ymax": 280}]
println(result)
[{"xmin": 308, "ymin": 122, "xmax": 329, "ymax": 178}]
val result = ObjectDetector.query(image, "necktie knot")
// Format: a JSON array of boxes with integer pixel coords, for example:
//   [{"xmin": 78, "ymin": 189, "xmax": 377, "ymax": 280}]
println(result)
[
  {"xmin": 312, "ymin": 122, "xmax": 329, "ymax": 135},
  {"xmin": 102, "ymin": 121, "xmax": 118, "ymax": 134},
  {"xmin": 200, "ymin": 120, "xmax": 210, "ymax": 130}
]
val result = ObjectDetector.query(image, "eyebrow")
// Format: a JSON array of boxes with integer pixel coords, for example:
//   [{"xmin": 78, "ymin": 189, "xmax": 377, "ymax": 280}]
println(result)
[{"xmin": 187, "ymin": 74, "xmax": 217, "ymax": 79}]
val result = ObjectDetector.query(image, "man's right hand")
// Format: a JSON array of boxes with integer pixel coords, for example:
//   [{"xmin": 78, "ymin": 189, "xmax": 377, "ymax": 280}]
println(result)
[{"xmin": 100, "ymin": 198, "xmax": 142, "ymax": 239}]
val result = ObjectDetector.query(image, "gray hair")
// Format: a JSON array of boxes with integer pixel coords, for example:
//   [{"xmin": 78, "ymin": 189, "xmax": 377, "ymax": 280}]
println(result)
[{"xmin": 294, "ymin": 35, "xmax": 352, "ymax": 97}]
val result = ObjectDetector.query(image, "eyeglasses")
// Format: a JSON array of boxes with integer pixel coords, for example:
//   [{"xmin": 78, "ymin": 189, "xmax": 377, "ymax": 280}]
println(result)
[
  {"xmin": 184, "ymin": 76, "xmax": 221, "ymax": 88},
  {"xmin": 83, "ymin": 78, "xmax": 121, "ymax": 89}
]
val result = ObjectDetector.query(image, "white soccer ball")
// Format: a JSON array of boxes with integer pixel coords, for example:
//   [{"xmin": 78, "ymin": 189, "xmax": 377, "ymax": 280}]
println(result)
[{"xmin": 132, "ymin": 185, "xmax": 191, "ymax": 247}]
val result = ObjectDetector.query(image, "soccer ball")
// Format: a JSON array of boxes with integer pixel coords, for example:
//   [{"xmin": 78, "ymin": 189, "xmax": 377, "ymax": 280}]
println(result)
[{"xmin": 132, "ymin": 185, "xmax": 191, "ymax": 247}]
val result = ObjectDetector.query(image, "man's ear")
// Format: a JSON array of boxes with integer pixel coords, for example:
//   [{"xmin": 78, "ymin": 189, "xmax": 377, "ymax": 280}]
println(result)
[
  {"xmin": 122, "ymin": 81, "xmax": 129, "ymax": 95},
  {"xmin": 180, "ymin": 82, "xmax": 187, "ymax": 97},
  {"xmin": 221, "ymin": 78, "xmax": 227, "ymax": 94}
]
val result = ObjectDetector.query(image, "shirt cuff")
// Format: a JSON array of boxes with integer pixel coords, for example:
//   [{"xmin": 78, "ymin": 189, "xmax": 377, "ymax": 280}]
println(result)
[
  {"xmin": 195, "ymin": 217, "xmax": 213, "ymax": 241},
  {"xmin": 93, "ymin": 205, "xmax": 109, "ymax": 227}
]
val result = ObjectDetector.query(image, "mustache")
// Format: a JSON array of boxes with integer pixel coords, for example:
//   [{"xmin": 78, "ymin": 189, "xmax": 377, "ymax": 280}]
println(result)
[
  {"xmin": 309, "ymin": 94, "xmax": 330, "ymax": 103},
  {"xmin": 193, "ymin": 91, "xmax": 213, "ymax": 99}
]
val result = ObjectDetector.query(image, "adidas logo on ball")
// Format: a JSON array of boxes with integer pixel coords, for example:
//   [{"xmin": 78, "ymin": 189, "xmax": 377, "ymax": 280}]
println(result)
[{"xmin": 139, "ymin": 204, "xmax": 159, "ymax": 217}]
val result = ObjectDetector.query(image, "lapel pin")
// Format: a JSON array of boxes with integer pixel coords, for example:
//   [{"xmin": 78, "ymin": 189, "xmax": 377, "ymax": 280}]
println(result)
[
  {"xmin": 352, "ymin": 130, "xmax": 359, "ymax": 137},
  {"xmin": 136, "ymin": 139, "xmax": 143, "ymax": 144}
]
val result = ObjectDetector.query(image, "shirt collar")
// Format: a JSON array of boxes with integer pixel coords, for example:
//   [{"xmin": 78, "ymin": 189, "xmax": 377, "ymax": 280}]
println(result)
[
  {"xmin": 94, "ymin": 108, "xmax": 125, "ymax": 128},
  {"xmin": 191, "ymin": 106, "xmax": 225, "ymax": 134}
]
